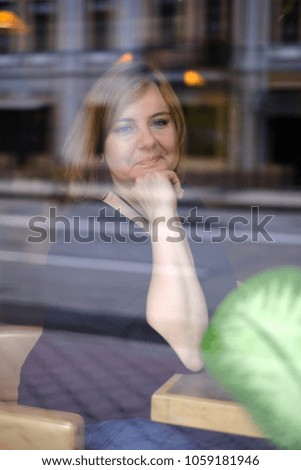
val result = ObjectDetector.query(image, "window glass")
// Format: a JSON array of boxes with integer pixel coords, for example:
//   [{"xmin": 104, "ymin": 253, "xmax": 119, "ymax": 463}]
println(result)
[
  {"xmin": 86, "ymin": 0, "xmax": 113, "ymax": 50},
  {"xmin": 183, "ymin": 102, "xmax": 228, "ymax": 159},
  {"xmin": 28, "ymin": 0, "xmax": 56, "ymax": 52},
  {"xmin": 271, "ymin": 0, "xmax": 301, "ymax": 43},
  {"xmin": 0, "ymin": 1, "xmax": 17, "ymax": 53}
]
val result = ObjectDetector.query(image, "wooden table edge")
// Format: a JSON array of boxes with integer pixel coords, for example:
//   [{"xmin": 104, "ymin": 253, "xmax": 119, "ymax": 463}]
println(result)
[{"xmin": 151, "ymin": 373, "xmax": 264, "ymax": 438}]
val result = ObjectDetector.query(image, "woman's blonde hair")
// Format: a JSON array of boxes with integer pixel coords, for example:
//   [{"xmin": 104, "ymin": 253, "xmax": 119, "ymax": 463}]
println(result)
[{"xmin": 64, "ymin": 61, "xmax": 186, "ymax": 182}]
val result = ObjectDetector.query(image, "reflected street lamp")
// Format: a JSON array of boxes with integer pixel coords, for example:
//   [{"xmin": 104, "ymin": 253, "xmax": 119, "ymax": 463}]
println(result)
[
  {"xmin": 183, "ymin": 70, "xmax": 206, "ymax": 87},
  {"xmin": 0, "ymin": 10, "xmax": 30, "ymax": 34}
]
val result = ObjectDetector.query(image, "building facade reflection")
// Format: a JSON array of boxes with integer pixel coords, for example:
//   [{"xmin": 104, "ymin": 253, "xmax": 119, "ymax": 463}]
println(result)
[{"xmin": 0, "ymin": 0, "xmax": 300, "ymax": 186}]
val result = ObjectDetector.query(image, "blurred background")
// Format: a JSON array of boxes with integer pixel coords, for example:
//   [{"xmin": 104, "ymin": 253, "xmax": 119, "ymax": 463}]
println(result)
[{"xmin": 0, "ymin": 0, "xmax": 301, "ymax": 187}]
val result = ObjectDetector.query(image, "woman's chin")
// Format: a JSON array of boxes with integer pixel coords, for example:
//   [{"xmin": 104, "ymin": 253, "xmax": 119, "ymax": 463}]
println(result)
[{"xmin": 134, "ymin": 161, "xmax": 169, "ymax": 177}]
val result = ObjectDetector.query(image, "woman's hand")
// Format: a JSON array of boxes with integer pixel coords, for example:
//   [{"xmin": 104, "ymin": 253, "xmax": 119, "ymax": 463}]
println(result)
[{"xmin": 131, "ymin": 170, "xmax": 184, "ymax": 222}]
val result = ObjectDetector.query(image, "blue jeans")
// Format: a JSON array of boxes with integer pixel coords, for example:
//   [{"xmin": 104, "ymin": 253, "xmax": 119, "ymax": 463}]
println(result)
[
  {"xmin": 85, "ymin": 417, "xmax": 275, "ymax": 450},
  {"xmin": 85, "ymin": 418, "xmax": 202, "ymax": 450}
]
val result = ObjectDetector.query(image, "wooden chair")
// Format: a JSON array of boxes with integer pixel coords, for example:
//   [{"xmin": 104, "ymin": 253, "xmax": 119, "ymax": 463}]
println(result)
[{"xmin": 0, "ymin": 324, "xmax": 84, "ymax": 449}]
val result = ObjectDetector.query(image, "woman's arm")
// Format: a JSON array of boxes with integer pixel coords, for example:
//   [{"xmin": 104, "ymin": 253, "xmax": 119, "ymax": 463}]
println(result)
[{"xmin": 132, "ymin": 171, "xmax": 209, "ymax": 372}]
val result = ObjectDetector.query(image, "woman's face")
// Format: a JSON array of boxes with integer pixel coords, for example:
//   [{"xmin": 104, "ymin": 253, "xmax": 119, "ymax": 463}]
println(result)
[{"xmin": 104, "ymin": 84, "xmax": 179, "ymax": 188}]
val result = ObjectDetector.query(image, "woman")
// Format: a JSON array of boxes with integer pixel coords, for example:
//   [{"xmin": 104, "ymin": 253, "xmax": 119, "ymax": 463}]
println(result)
[
  {"xmin": 18, "ymin": 61, "xmax": 239, "ymax": 449},
  {"xmin": 65, "ymin": 61, "xmax": 208, "ymax": 372}
]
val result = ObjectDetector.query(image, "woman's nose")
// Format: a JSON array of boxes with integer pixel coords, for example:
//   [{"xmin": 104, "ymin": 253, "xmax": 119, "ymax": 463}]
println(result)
[{"xmin": 137, "ymin": 126, "xmax": 156, "ymax": 148}]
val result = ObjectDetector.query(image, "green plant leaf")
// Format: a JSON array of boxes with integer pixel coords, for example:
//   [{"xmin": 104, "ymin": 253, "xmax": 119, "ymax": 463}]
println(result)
[{"xmin": 201, "ymin": 266, "xmax": 301, "ymax": 449}]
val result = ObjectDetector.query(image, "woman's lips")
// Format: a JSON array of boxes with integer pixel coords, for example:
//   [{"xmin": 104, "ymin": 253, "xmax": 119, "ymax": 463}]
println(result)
[{"xmin": 135, "ymin": 155, "xmax": 163, "ymax": 166}]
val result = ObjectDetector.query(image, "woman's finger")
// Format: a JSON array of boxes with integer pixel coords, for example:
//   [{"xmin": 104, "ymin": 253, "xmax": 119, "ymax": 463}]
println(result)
[{"xmin": 159, "ymin": 170, "xmax": 183, "ymax": 199}]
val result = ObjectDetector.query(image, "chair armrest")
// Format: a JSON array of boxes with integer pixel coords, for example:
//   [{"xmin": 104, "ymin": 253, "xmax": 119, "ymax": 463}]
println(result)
[
  {"xmin": 0, "ymin": 403, "xmax": 84, "ymax": 449},
  {"xmin": 0, "ymin": 325, "xmax": 42, "ymax": 401}
]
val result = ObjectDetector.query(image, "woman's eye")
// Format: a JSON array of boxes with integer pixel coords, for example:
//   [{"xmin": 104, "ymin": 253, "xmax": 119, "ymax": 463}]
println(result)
[
  {"xmin": 114, "ymin": 124, "xmax": 133, "ymax": 134},
  {"xmin": 153, "ymin": 119, "xmax": 168, "ymax": 128}
]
